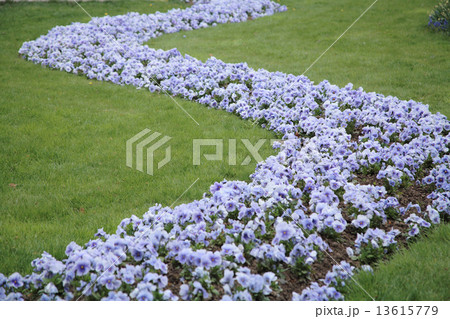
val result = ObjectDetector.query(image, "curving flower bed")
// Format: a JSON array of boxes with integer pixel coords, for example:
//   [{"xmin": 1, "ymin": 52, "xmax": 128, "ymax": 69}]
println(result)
[{"xmin": 1, "ymin": 0, "xmax": 449, "ymax": 301}]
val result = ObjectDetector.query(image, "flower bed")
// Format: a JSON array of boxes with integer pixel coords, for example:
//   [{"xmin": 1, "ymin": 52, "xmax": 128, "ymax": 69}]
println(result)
[{"xmin": 1, "ymin": 0, "xmax": 449, "ymax": 301}]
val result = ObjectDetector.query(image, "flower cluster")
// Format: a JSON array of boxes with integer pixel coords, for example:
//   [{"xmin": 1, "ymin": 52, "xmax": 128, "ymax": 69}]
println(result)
[
  {"xmin": 2, "ymin": 0, "xmax": 449, "ymax": 301},
  {"xmin": 292, "ymin": 282, "xmax": 342, "ymax": 301},
  {"xmin": 292, "ymin": 261, "xmax": 354, "ymax": 301},
  {"xmin": 292, "ymin": 261, "xmax": 374, "ymax": 301},
  {"xmin": 353, "ymin": 228, "xmax": 400, "ymax": 265},
  {"xmin": 428, "ymin": 0, "xmax": 449, "ymax": 33}
]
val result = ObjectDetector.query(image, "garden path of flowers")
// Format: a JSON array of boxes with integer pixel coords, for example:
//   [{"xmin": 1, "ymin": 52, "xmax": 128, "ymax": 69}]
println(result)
[{"xmin": 2, "ymin": 0, "xmax": 449, "ymax": 301}]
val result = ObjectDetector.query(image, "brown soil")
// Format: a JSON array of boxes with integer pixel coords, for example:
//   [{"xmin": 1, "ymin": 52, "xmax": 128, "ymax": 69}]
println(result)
[{"xmin": 350, "ymin": 125, "xmax": 364, "ymax": 142}]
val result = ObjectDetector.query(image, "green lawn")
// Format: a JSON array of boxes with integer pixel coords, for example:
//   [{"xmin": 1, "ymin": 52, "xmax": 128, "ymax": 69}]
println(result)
[
  {"xmin": 0, "ymin": 0, "xmax": 276, "ymax": 274},
  {"xmin": 0, "ymin": 0, "xmax": 449, "ymax": 300}
]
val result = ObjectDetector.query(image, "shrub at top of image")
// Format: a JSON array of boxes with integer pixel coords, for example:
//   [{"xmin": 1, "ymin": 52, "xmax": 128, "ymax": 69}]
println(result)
[{"xmin": 428, "ymin": 0, "xmax": 449, "ymax": 33}]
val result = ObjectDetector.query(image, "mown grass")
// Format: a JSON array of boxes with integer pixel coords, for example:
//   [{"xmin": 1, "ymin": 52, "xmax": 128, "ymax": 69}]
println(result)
[
  {"xmin": 0, "ymin": 0, "xmax": 448, "ymax": 300},
  {"xmin": 0, "ymin": 0, "xmax": 276, "ymax": 274},
  {"xmin": 345, "ymin": 224, "xmax": 450, "ymax": 301}
]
